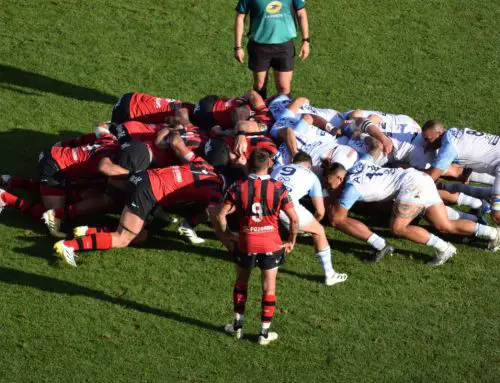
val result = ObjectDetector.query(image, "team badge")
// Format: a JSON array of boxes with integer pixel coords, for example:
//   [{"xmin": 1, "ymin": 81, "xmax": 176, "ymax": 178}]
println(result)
[{"xmin": 266, "ymin": 1, "xmax": 282, "ymax": 14}]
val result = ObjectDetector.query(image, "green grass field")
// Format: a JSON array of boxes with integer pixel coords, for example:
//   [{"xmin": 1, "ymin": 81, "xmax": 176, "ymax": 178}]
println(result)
[{"xmin": 1, "ymin": 0, "xmax": 499, "ymax": 381}]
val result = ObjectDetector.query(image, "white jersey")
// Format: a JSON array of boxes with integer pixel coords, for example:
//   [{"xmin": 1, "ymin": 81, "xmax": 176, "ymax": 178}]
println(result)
[
  {"xmin": 271, "ymin": 164, "xmax": 323, "ymax": 203},
  {"xmin": 339, "ymin": 161, "xmax": 408, "ymax": 209},
  {"xmin": 268, "ymin": 95, "xmax": 345, "ymax": 128},
  {"xmin": 433, "ymin": 128, "xmax": 500, "ymax": 174}
]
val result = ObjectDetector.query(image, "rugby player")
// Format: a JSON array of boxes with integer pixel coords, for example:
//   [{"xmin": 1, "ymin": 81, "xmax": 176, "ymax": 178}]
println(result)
[
  {"xmin": 53, "ymin": 150, "xmax": 225, "ymax": 266},
  {"xmin": 210, "ymin": 148, "xmax": 298, "ymax": 345},
  {"xmin": 271, "ymin": 152, "xmax": 347, "ymax": 285},
  {"xmin": 422, "ymin": 120, "xmax": 500, "ymax": 224},
  {"xmin": 325, "ymin": 160, "xmax": 500, "ymax": 266}
]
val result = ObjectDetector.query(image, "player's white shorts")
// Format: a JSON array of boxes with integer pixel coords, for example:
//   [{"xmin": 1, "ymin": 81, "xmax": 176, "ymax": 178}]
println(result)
[
  {"xmin": 492, "ymin": 165, "xmax": 500, "ymax": 213},
  {"xmin": 397, "ymin": 169, "xmax": 442, "ymax": 208},
  {"xmin": 279, "ymin": 203, "xmax": 315, "ymax": 230}
]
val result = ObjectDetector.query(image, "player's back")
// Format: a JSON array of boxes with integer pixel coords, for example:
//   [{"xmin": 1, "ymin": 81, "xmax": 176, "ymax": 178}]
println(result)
[
  {"xmin": 130, "ymin": 93, "xmax": 182, "ymax": 122},
  {"xmin": 347, "ymin": 160, "xmax": 407, "ymax": 202},
  {"xmin": 271, "ymin": 164, "xmax": 319, "ymax": 201},
  {"xmin": 51, "ymin": 138, "xmax": 119, "ymax": 178},
  {"xmin": 229, "ymin": 175, "xmax": 290, "ymax": 253},
  {"xmin": 447, "ymin": 128, "xmax": 500, "ymax": 173},
  {"xmin": 148, "ymin": 158, "xmax": 224, "ymax": 206}
]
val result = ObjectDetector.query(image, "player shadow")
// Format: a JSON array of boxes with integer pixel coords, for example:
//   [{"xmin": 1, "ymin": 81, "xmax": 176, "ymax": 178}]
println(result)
[
  {"xmin": 0, "ymin": 266, "xmax": 227, "ymax": 334},
  {"xmin": 0, "ymin": 64, "xmax": 117, "ymax": 104},
  {"xmin": 0, "ymin": 128, "xmax": 94, "ymax": 175}
]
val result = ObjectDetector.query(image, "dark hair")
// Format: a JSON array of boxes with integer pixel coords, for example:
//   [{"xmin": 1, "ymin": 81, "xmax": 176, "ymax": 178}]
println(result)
[
  {"xmin": 325, "ymin": 162, "xmax": 346, "ymax": 177},
  {"xmin": 292, "ymin": 151, "xmax": 312, "ymax": 165},
  {"xmin": 422, "ymin": 120, "xmax": 444, "ymax": 131},
  {"xmin": 205, "ymin": 138, "xmax": 230, "ymax": 168},
  {"xmin": 231, "ymin": 106, "xmax": 251, "ymax": 124},
  {"xmin": 248, "ymin": 148, "xmax": 270, "ymax": 172}
]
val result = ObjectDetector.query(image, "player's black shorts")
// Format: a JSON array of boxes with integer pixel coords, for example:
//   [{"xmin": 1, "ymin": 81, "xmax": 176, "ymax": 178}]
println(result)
[
  {"xmin": 233, "ymin": 248, "xmax": 286, "ymax": 270},
  {"xmin": 111, "ymin": 92, "xmax": 133, "ymax": 124},
  {"xmin": 109, "ymin": 123, "xmax": 132, "ymax": 145},
  {"xmin": 191, "ymin": 95, "xmax": 219, "ymax": 130},
  {"xmin": 38, "ymin": 149, "xmax": 67, "ymax": 187},
  {"xmin": 247, "ymin": 39, "xmax": 295, "ymax": 72},
  {"xmin": 125, "ymin": 171, "xmax": 157, "ymax": 221}
]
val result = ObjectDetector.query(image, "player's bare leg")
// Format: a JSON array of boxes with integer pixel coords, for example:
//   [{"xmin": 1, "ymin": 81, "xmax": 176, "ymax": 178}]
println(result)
[
  {"xmin": 259, "ymin": 267, "xmax": 279, "ymax": 345},
  {"xmin": 425, "ymin": 203, "xmax": 499, "ymax": 250},
  {"xmin": 273, "ymin": 69, "xmax": 293, "ymax": 96},
  {"xmin": 252, "ymin": 71, "xmax": 268, "ymax": 99},
  {"xmin": 53, "ymin": 207, "xmax": 144, "ymax": 266},
  {"xmin": 390, "ymin": 202, "xmax": 456, "ymax": 266}
]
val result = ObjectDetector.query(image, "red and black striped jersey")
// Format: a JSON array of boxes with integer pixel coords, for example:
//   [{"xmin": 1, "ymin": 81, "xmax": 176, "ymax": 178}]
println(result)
[
  {"xmin": 128, "ymin": 92, "xmax": 195, "ymax": 124},
  {"xmin": 211, "ymin": 97, "xmax": 248, "ymax": 130},
  {"xmin": 224, "ymin": 174, "xmax": 293, "ymax": 254},
  {"xmin": 148, "ymin": 156, "xmax": 224, "ymax": 208},
  {"xmin": 221, "ymin": 135, "xmax": 278, "ymax": 160},
  {"xmin": 250, "ymin": 105, "xmax": 274, "ymax": 130},
  {"xmin": 51, "ymin": 138, "xmax": 119, "ymax": 180}
]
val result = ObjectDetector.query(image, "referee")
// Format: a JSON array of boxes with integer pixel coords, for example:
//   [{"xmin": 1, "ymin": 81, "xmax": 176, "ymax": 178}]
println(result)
[{"xmin": 234, "ymin": 0, "xmax": 310, "ymax": 99}]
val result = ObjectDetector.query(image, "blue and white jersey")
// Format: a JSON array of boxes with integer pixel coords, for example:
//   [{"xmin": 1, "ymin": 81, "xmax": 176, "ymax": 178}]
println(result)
[
  {"xmin": 433, "ymin": 128, "xmax": 500, "ymax": 174},
  {"xmin": 271, "ymin": 164, "xmax": 323, "ymax": 203},
  {"xmin": 268, "ymin": 95, "xmax": 345, "ymax": 128},
  {"xmin": 339, "ymin": 160, "xmax": 407, "ymax": 210}
]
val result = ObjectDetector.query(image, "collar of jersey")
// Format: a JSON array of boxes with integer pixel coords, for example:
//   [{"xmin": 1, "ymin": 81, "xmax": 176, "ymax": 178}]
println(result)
[{"xmin": 248, "ymin": 173, "xmax": 271, "ymax": 180}]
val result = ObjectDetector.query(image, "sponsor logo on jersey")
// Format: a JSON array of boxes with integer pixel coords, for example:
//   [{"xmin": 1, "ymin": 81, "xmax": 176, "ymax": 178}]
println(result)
[
  {"xmin": 266, "ymin": 1, "xmax": 283, "ymax": 14},
  {"xmin": 243, "ymin": 225, "xmax": 274, "ymax": 233}
]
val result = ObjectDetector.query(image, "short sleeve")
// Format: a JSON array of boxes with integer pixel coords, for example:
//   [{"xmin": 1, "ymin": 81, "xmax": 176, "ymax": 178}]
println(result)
[
  {"xmin": 432, "ymin": 131, "xmax": 458, "ymax": 171},
  {"xmin": 236, "ymin": 0, "xmax": 250, "ymax": 14},
  {"xmin": 293, "ymin": 0, "xmax": 306, "ymax": 10},
  {"xmin": 280, "ymin": 187, "xmax": 294, "ymax": 211},
  {"xmin": 308, "ymin": 175, "xmax": 323, "ymax": 198},
  {"xmin": 338, "ymin": 182, "xmax": 362, "ymax": 210}
]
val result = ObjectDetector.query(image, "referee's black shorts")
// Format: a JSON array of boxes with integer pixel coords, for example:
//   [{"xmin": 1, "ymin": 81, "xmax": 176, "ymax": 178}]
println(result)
[{"xmin": 247, "ymin": 39, "xmax": 295, "ymax": 73}]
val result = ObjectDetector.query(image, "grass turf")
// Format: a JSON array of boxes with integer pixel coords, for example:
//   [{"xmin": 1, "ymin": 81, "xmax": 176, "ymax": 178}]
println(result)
[{"xmin": 0, "ymin": 0, "xmax": 499, "ymax": 381}]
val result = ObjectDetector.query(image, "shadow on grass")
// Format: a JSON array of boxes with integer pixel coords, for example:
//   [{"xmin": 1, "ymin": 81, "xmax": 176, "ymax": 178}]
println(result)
[
  {"xmin": 0, "ymin": 266, "xmax": 226, "ymax": 334},
  {"xmin": 0, "ymin": 64, "xmax": 117, "ymax": 104}
]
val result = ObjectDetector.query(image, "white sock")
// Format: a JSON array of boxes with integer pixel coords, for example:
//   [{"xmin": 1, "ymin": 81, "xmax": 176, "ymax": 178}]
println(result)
[
  {"xmin": 235, "ymin": 313, "xmax": 244, "ymax": 322},
  {"xmin": 261, "ymin": 322, "xmax": 271, "ymax": 333},
  {"xmin": 475, "ymin": 223, "xmax": 497, "ymax": 241},
  {"xmin": 457, "ymin": 193, "xmax": 482, "ymax": 209},
  {"xmin": 469, "ymin": 172, "xmax": 495, "ymax": 185},
  {"xmin": 316, "ymin": 247, "xmax": 334, "ymax": 277},
  {"xmin": 426, "ymin": 233, "xmax": 449, "ymax": 252},
  {"xmin": 445, "ymin": 206, "xmax": 478, "ymax": 222},
  {"xmin": 367, "ymin": 233, "xmax": 386, "ymax": 251}
]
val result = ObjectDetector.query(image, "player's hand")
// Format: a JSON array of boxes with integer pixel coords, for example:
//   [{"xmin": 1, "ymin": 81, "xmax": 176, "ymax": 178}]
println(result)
[
  {"xmin": 382, "ymin": 136, "xmax": 394, "ymax": 155},
  {"xmin": 234, "ymin": 48, "xmax": 245, "ymax": 63},
  {"xmin": 234, "ymin": 135, "xmax": 248, "ymax": 157},
  {"xmin": 299, "ymin": 42, "xmax": 310, "ymax": 60},
  {"xmin": 234, "ymin": 155, "xmax": 247, "ymax": 167},
  {"xmin": 282, "ymin": 241, "xmax": 294, "ymax": 254}
]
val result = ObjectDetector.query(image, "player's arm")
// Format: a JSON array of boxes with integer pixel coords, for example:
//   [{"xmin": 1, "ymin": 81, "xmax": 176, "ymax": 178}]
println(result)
[
  {"xmin": 282, "ymin": 205, "xmax": 298, "ymax": 253},
  {"xmin": 287, "ymin": 97, "xmax": 309, "ymax": 114},
  {"xmin": 168, "ymin": 132, "xmax": 197, "ymax": 163},
  {"xmin": 233, "ymin": 9, "xmax": 246, "ymax": 63},
  {"xmin": 209, "ymin": 202, "xmax": 237, "ymax": 251},
  {"xmin": 154, "ymin": 127, "xmax": 172, "ymax": 149},
  {"xmin": 359, "ymin": 115, "xmax": 393, "ymax": 155},
  {"xmin": 295, "ymin": 5, "xmax": 310, "ymax": 60},
  {"xmin": 426, "ymin": 134, "xmax": 458, "ymax": 181},
  {"xmin": 309, "ymin": 176, "xmax": 325, "ymax": 221},
  {"xmin": 278, "ymin": 127, "xmax": 299, "ymax": 156},
  {"xmin": 97, "ymin": 157, "xmax": 130, "ymax": 177}
]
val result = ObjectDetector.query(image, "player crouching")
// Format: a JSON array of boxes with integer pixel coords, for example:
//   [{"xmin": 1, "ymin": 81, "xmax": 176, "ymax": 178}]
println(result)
[{"xmin": 53, "ymin": 152, "xmax": 225, "ymax": 267}]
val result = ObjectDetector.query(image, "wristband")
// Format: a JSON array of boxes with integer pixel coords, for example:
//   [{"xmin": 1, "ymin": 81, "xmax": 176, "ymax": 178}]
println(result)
[
  {"xmin": 236, "ymin": 130, "xmax": 245, "ymax": 136},
  {"xmin": 325, "ymin": 123, "xmax": 334, "ymax": 133},
  {"xmin": 234, "ymin": 46, "xmax": 242, "ymax": 51},
  {"xmin": 302, "ymin": 37, "xmax": 311, "ymax": 43}
]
